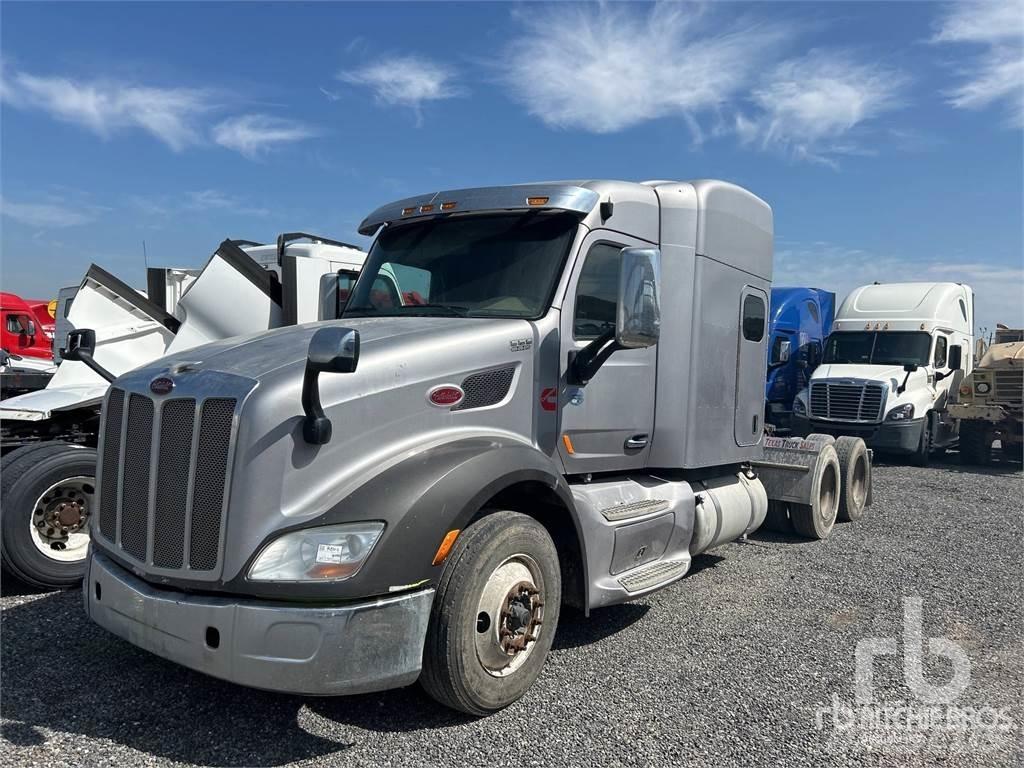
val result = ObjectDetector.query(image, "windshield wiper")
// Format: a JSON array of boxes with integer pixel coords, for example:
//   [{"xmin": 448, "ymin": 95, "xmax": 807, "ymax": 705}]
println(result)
[{"xmin": 403, "ymin": 303, "xmax": 471, "ymax": 316}]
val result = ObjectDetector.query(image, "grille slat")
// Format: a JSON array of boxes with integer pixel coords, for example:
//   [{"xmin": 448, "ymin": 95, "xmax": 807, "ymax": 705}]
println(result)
[
  {"xmin": 120, "ymin": 394, "xmax": 154, "ymax": 562},
  {"xmin": 98, "ymin": 389, "xmax": 125, "ymax": 541},
  {"xmin": 152, "ymin": 399, "xmax": 197, "ymax": 569},
  {"xmin": 810, "ymin": 382, "xmax": 885, "ymax": 422},
  {"xmin": 189, "ymin": 398, "xmax": 235, "ymax": 571},
  {"xmin": 453, "ymin": 367, "xmax": 516, "ymax": 411},
  {"xmin": 994, "ymin": 371, "xmax": 1023, "ymax": 403}
]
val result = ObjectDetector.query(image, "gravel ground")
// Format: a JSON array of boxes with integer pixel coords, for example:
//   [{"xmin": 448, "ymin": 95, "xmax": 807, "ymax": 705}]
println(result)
[{"xmin": 2, "ymin": 453, "xmax": 1021, "ymax": 768}]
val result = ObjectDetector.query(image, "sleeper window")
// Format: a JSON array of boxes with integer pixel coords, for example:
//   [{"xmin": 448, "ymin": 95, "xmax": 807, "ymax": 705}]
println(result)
[{"xmin": 742, "ymin": 295, "xmax": 766, "ymax": 342}]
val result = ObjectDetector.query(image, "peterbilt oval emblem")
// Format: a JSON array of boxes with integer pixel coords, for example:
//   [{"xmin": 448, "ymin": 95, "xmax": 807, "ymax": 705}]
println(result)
[
  {"xmin": 427, "ymin": 385, "xmax": 464, "ymax": 408},
  {"xmin": 150, "ymin": 377, "xmax": 174, "ymax": 395}
]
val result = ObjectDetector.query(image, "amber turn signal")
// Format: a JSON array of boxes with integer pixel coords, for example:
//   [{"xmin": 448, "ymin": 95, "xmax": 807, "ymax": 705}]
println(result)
[{"xmin": 432, "ymin": 529, "xmax": 461, "ymax": 566}]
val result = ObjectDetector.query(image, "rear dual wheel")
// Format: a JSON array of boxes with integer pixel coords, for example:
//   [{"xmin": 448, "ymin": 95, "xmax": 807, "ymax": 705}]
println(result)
[
  {"xmin": 421, "ymin": 511, "xmax": 561, "ymax": 716},
  {"xmin": 789, "ymin": 444, "xmax": 841, "ymax": 540}
]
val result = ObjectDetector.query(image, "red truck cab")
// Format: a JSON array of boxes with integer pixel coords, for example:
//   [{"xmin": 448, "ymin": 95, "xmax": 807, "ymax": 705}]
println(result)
[{"xmin": 1, "ymin": 292, "xmax": 54, "ymax": 361}]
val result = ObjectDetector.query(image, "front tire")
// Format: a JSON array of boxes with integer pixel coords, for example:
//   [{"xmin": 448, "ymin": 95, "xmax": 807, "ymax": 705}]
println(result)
[
  {"xmin": 910, "ymin": 416, "xmax": 932, "ymax": 467},
  {"xmin": 1, "ymin": 443, "xmax": 97, "ymax": 589},
  {"xmin": 958, "ymin": 421, "xmax": 993, "ymax": 465},
  {"xmin": 420, "ymin": 510, "xmax": 562, "ymax": 716}
]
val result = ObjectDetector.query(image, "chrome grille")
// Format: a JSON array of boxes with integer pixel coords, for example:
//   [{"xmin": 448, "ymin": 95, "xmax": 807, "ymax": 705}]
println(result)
[
  {"xmin": 454, "ymin": 366, "xmax": 515, "ymax": 411},
  {"xmin": 809, "ymin": 382, "xmax": 885, "ymax": 422},
  {"xmin": 994, "ymin": 370, "xmax": 1023, "ymax": 404},
  {"xmin": 96, "ymin": 386, "xmax": 238, "ymax": 576}
]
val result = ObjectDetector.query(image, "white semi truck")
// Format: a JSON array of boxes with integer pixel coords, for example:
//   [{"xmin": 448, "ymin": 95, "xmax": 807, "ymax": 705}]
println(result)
[
  {"xmin": 0, "ymin": 234, "xmax": 367, "ymax": 588},
  {"xmin": 83, "ymin": 180, "xmax": 872, "ymax": 715},
  {"xmin": 793, "ymin": 282, "xmax": 973, "ymax": 465}
]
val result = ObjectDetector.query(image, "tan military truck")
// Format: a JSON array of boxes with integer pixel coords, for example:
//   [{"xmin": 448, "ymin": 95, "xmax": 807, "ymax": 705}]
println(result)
[{"xmin": 951, "ymin": 328, "xmax": 1023, "ymax": 464}]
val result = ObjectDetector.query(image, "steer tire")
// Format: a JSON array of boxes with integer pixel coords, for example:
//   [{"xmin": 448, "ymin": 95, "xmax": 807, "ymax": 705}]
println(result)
[
  {"xmin": 0, "ymin": 442, "xmax": 96, "ymax": 590},
  {"xmin": 910, "ymin": 416, "xmax": 932, "ymax": 467},
  {"xmin": 789, "ymin": 444, "xmax": 841, "ymax": 540},
  {"xmin": 958, "ymin": 421, "xmax": 993, "ymax": 465},
  {"xmin": 835, "ymin": 436, "xmax": 869, "ymax": 522},
  {"xmin": 420, "ymin": 510, "xmax": 561, "ymax": 716}
]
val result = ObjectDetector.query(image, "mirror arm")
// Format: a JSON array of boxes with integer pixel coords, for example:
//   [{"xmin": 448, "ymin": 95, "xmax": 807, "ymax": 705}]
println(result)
[
  {"xmin": 76, "ymin": 349, "xmax": 116, "ymax": 383},
  {"xmin": 301, "ymin": 362, "xmax": 333, "ymax": 445},
  {"xmin": 569, "ymin": 329, "xmax": 621, "ymax": 385},
  {"xmin": 897, "ymin": 370, "xmax": 913, "ymax": 395}
]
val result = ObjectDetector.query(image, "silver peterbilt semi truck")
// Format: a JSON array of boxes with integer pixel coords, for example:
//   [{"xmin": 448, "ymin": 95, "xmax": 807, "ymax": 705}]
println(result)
[{"xmin": 83, "ymin": 180, "xmax": 870, "ymax": 715}]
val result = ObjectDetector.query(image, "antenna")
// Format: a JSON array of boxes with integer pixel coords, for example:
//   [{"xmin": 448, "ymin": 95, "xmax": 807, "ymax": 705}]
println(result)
[{"xmin": 142, "ymin": 240, "xmax": 149, "ymax": 269}]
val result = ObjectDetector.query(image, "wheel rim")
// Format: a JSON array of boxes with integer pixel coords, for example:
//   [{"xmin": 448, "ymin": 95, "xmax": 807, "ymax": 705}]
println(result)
[
  {"xmin": 819, "ymin": 464, "xmax": 838, "ymax": 525},
  {"xmin": 29, "ymin": 476, "xmax": 94, "ymax": 563},
  {"xmin": 474, "ymin": 554, "xmax": 545, "ymax": 678},
  {"xmin": 850, "ymin": 455, "xmax": 868, "ymax": 509}
]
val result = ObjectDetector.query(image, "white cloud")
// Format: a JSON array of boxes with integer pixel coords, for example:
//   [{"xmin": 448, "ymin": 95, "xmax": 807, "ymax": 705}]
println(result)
[
  {"xmin": 338, "ymin": 55, "xmax": 462, "ymax": 123},
  {"xmin": 0, "ymin": 195, "xmax": 102, "ymax": 228},
  {"xmin": 500, "ymin": 3, "xmax": 787, "ymax": 136},
  {"xmin": 184, "ymin": 190, "xmax": 268, "ymax": 217},
  {"xmin": 933, "ymin": 0, "xmax": 1024, "ymax": 127},
  {"xmin": 774, "ymin": 241, "xmax": 1024, "ymax": 333},
  {"xmin": 737, "ymin": 50, "xmax": 908, "ymax": 166},
  {"xmin": 212, "ymin": 114, "xmax": 319, "ymax": 157},
  {"xmin": 1, "ymin": 69, "xmax": 211, "ymax": 151}
]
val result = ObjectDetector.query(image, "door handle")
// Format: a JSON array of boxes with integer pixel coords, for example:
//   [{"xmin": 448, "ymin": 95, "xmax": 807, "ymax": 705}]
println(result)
[{"xmin": 625, "ymin": 434, "xmax": 649, "ymax": 449}]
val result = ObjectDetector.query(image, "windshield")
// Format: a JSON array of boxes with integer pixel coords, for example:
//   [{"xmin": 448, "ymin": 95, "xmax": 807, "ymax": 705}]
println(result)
[
  {"xmin": 823, "ymin": 331, "xmax": 932, "ymax": 366},
  {"xmin": 344, "ymin": 212, "xmax": 579, "ymax": 319}
]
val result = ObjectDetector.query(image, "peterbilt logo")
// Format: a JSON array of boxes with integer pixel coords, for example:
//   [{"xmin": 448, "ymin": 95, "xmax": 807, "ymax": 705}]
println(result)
[
  {"xmin": 149, "ymin": 376, "xmax": 174, "ymax": 395},
  {"xmin": 427, "ymin": 384, "xmax": 465, "ymax": 408}
]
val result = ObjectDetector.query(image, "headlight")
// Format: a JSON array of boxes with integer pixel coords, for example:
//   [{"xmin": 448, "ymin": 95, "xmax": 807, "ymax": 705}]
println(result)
[
  {"xmin": 248, "ymin": 522, "xmax": 385, "ymax": 582},
  {"xmin": 974, "ymin": 381, "xmax": 991, "ymax": 395},
  {"xmin": 886, "ymin": 403, "xmax": 915, "ymax": 421},
  {"xmin": 793, "ymin": 398, "xmax": 807, "ymax": 416}
]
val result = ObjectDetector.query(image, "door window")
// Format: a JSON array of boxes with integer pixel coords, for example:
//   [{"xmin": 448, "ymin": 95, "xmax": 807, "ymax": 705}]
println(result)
[
  {"xmin": 742, "ymin": 294, "xmax": 766, "ymax": 342},
  {"xmin": 934, "ymin": 335, "xmax": 948, "ymax": 368},
  {"xmin": 573, "ymin": 243, "xmax": 623, "ymax": 340}
]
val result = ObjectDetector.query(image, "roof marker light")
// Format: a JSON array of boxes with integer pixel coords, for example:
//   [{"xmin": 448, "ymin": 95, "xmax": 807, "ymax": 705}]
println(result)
[
  {"xmin": 527, "ymin": 196, "xmax": 549, "ymax": 206},
  {"xmin": 440, "ymin": 201, "xmax": 457, "ymax": 211},
  {"xmin": 401, "ymin": 207, "xmax": 416, "ymax": 216},
  {"xmin": 420, "ymin": 204, "xmax": 435, "ymax": 213}
]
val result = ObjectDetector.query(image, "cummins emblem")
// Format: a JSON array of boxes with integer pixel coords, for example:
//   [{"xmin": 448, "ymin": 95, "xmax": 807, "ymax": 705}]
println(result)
[
  {"xmin": 510, "ymin": 338, "xmax": 532, "ymax": 352},
  {"xmin": 150, "ymin": 377, "xmax": 174, "ymax": 395},
  {"xmin": 427, "ymin": 384, "xmax": 465, "ymax": 408}
]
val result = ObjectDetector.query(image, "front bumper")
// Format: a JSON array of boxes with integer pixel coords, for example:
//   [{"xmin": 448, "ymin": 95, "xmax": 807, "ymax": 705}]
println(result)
[
  {"xmin": 85, "ymin": 551, "xmax": 434, "ymax": 696},
  {"xmin": 947, "ymin": 403, "xmax": 1015, "ymax": 424},
  {"xmin": 792, "ymin": 415, "xmax": 925, "ymax": 454}
]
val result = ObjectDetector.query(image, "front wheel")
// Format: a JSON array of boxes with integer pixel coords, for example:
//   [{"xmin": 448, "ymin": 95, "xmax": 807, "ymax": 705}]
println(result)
[
  {"xmin": 420, "ymin": 510, "xmax": 561, "ymax": 716},
  {"xmin": 1, "ymin": 443, "xmax": 97, "ymax": 589},
  {"xmin": 910, "ymin": 416, "xmax": 932, "ymax": 467}
]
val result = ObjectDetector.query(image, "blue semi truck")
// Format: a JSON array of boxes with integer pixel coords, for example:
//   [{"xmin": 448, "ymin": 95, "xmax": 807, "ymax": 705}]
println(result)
[{"xmin": 765, "ymin": 287, "xmax": 835, "ymax": 432}]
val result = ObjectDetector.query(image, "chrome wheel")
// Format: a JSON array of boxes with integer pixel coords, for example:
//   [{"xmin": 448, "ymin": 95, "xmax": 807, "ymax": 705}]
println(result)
[
  {"xmin": 29, "ymin": 476, "xmax": 94, "ymax": 563},
  {"xmin": 474, "ymin": 554, "xmax": 545, "ymax": 677}
]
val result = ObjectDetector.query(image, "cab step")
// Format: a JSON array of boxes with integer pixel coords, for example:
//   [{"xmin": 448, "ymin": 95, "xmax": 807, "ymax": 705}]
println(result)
[
  {"xmin": 600, "ymin": 498, "xmax": 670, "ymax": 522},
  {"xmin": 617, "ymin": 559, "xmax": 688, "ymax": 593}
]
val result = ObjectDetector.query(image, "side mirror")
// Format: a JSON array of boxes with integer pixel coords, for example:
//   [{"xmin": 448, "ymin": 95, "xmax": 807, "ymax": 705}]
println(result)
[
  {"xmin": 903, "ymin": 363, "xmax": 919, "ymax": 373},
  {"xmin": 769, "ymin": 338, "xmax": 792, "ymax": 366},
  {"xmin": 616, "ymin": 247, "xmax": 661, "ymax": 349},
  {"xmin": 948, "ymin": 344, "xmax": 962, "ymax": 371},
  {"xmin": 62, "ymin": 329, "xmax": 115, "ymax": 382},
  {"xmin": 569, "ymin": 248, "xmax": 661, "ymax": 385},
  {"xmin": 302, "ymin": 327, "xmax": 360, "ymax": 445}
]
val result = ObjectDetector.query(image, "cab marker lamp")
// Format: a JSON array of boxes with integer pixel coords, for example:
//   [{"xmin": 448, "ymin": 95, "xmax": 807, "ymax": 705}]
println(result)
[
  {"xmin": 248, "ymin": 522, "xmax": 385, "ymax": 582},
  {"xmin": 886, "ymin": 403, "xmax": 915, "ymax": 421}
]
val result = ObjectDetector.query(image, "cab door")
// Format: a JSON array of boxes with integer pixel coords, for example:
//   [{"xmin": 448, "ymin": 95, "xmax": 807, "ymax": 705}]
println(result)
[{"xmin": 558, "ymin": 233, "xmax": 657, "ymax": 474}]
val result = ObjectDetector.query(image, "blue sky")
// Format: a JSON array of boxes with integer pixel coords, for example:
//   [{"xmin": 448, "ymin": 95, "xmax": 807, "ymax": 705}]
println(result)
[{"xmin": 1, "ymin": 1, "xmax": 1022, "ymax": 334}]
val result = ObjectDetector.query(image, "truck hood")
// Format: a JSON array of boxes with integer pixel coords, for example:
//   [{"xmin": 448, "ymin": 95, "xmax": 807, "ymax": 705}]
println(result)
[
  {"xmin": 812, "ymin": 363, "xmax": 913, "ymax": 389},
  {"xmin": 152, "ymin": 316, "xmax": 531, "ymax": 380},
  {"xmin": 113, "ymin": 314, "xmax": 543, "ymax": 583}
]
